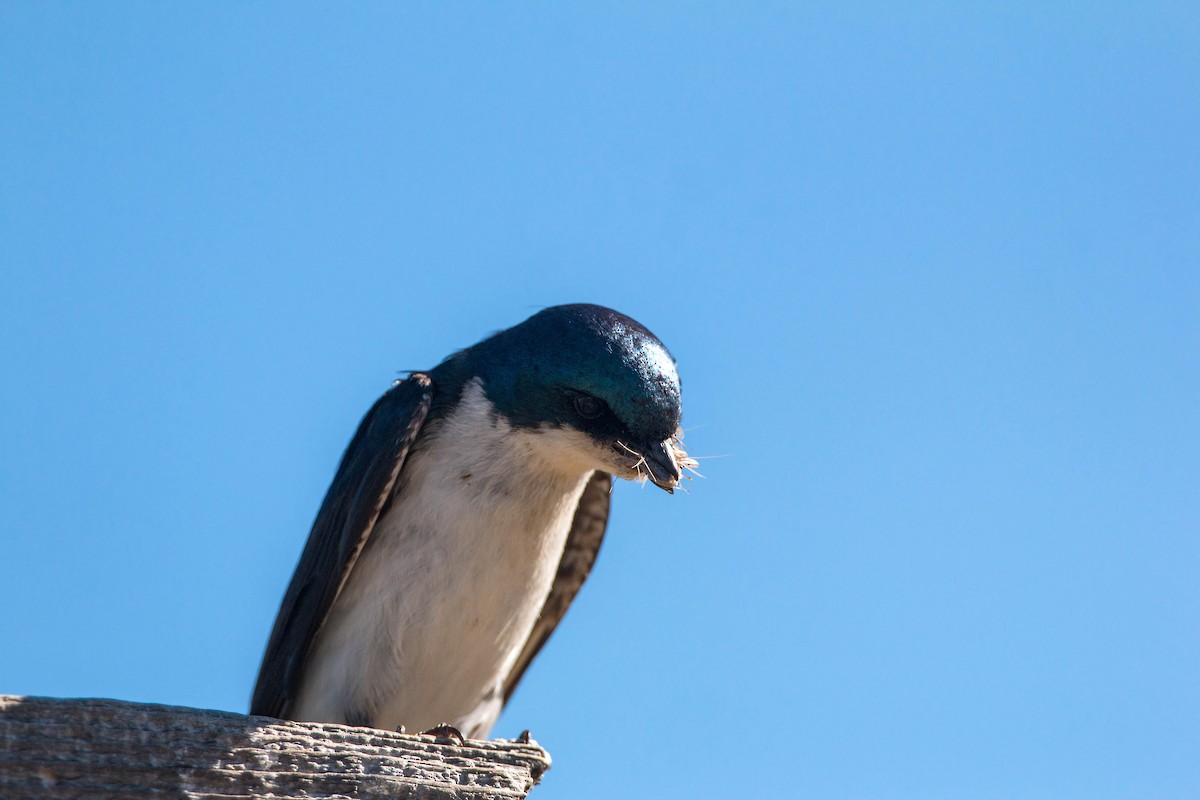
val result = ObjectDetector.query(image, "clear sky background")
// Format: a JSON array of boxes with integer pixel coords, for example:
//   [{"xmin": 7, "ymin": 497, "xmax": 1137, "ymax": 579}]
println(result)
[{"xmin": 2, "ymin": 4, "xmax": 1197, "ymax": 798}]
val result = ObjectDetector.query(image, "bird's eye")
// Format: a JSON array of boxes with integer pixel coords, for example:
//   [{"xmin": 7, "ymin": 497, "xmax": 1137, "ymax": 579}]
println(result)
[{"xmin": 573, "ymin": 394, "xmax": 606, "ymax": 420}]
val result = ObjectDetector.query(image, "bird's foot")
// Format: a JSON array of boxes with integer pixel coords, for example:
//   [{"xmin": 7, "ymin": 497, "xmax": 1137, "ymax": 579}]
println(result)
[
  {"xmin": 421, "ymin": 723, "xmax": 466, "ymax": 745},
  {"xmin": 516, "ymin": 729, "xmax": 532, "ymax": 744}
]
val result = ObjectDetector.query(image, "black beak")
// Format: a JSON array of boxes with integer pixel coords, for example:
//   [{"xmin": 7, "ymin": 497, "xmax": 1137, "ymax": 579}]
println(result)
[{"xmin": 639, "ymin": 438, "xmax": 682, "ymax": 493}]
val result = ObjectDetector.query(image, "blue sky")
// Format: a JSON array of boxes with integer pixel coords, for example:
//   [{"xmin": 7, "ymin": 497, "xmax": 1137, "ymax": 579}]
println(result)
[{"xmin": 2, "ymin": 4, "xmax": 1197, "ymax": 798}]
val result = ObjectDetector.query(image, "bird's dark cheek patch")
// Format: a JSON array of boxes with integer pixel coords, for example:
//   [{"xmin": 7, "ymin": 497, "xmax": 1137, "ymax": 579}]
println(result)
[{"xmin": 580, "ymin": 416, "xmax": 625, "ymax": 446}]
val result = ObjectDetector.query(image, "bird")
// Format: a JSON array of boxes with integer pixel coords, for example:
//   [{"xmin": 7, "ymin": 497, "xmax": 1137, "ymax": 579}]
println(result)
[{"xmin": 250, "ymin": 303, "xmax": 694, "ymax": 739}]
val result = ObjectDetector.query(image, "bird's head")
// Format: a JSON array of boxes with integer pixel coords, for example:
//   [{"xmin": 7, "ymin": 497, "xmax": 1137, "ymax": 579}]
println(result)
[{"xmin": 448, "ymin": 304, "xmax": 694, "ymax": 492}]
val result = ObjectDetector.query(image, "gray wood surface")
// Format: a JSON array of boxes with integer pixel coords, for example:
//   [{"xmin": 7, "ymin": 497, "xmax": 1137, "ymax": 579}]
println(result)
[{"xmin": 0, "ymin": 695, "xmax": 550, "ymax": 799}]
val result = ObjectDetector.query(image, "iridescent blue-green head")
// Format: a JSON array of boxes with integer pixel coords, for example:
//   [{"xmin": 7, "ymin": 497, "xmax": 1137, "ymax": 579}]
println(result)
[{"xmin": 435, "ymin": 304, "xmax": 691, "ymax": 491}]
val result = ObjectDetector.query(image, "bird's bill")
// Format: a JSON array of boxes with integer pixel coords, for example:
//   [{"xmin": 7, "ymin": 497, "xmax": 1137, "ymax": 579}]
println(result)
[{"xmin": 639, "ymin": 438, "xmax": 682, "ymax": 493}]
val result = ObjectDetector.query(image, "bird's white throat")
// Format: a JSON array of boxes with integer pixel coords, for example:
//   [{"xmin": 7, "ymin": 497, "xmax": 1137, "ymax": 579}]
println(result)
[{"xmin": 289, "ymin": 379, "xmax": 595, "ymax": 736}]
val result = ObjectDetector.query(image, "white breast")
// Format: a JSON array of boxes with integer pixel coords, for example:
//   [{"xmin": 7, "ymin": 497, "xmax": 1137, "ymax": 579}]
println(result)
[{"xmin": 289, "ymin": 379, "xmax": 594, "ymax": 737}]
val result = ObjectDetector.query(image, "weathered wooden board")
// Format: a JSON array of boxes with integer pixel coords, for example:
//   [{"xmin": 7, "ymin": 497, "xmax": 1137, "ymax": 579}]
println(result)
[{"xmin": 0, "ymin": 695, "xmax": 550, "ymax": 799}]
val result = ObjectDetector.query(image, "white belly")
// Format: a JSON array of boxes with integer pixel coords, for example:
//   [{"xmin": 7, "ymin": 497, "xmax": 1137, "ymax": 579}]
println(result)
[{"xmin": 289, "ymin": 381, "xmax": 593, "ymax": 736}]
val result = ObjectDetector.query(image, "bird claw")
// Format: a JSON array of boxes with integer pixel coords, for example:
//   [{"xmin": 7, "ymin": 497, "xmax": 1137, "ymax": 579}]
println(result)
[
  {"xmin": 516, "ymin": 729, "xmax": 532, "ymax": 744},
  {"xmin": 421, "ymin": 723, "xmax": 466, "ymax": 745}
]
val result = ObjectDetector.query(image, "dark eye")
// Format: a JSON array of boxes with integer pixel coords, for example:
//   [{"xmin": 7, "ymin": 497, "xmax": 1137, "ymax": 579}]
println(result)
[{"xmin": 573, "ymin": 394, "xmax": 606, "ymax": 420}]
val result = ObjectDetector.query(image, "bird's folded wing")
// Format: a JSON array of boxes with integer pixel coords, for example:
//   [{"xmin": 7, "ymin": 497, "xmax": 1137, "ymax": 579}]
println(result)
[
  {"xmin": 251, "ymin": 374, "xmax": 434, "ymax": 719},
  {"xmin": 502, "ymin": 471, "xmax": 612, "ymax": 704}
]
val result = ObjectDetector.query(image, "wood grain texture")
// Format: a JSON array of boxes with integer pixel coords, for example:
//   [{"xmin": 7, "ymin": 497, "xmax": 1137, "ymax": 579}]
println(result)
[{"xmin": 0, "ymin": 695, "xmax": 550, "ymax": 799}]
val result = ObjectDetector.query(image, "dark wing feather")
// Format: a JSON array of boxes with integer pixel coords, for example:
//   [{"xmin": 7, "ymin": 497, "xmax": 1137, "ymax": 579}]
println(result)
[
  {"xmin": 502, "ymin": 471, "xmax": 612, "ymax": 704},
  {"xmin": 250, "ymin": 374, "xmax": 434, "ymax": 718}
]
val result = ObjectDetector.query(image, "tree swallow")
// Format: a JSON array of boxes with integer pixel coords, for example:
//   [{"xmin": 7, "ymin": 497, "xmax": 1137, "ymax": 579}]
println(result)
[{"xmin": 251, "ymin": 304, "xmax": 694, "ymax": 738}]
